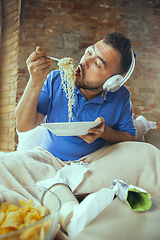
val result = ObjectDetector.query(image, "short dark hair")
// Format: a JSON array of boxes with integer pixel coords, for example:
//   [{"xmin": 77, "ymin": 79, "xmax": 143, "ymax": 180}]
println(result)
[{"xmin": 103, "ymin": 32, "xmax": 134, "ymax": 75}]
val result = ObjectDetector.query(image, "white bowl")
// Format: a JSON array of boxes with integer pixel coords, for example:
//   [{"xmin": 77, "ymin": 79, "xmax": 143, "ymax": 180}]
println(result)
[{"xmin": 41, "ymin": 121, "xmax": 101, "ymax": 136}]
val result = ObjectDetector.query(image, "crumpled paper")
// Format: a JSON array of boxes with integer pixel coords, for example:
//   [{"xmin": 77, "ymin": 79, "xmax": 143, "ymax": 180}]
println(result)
[
  {"xmin": 36, "ymin": 162, "xmax": 88, "ymax": 191},
  {"xmin": 67, "ymin": 187, "xmax": 115, "ymax": 239},
  {"xmin": 67, "ymin": 179, "xmax": 152, "ymax": 238},
  {"xmin": 110, "ymin": 179, "xmax": 152, "ymax": 211}
]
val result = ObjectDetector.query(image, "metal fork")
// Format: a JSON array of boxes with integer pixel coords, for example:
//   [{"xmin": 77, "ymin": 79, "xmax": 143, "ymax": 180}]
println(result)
[{"xmin": 47, "ymin": 56, "xmax": 60, "ymax": 62}]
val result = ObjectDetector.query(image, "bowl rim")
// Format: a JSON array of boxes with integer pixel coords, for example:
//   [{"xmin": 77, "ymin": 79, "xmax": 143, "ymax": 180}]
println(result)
[{"xmin": 0, "ymin": 185, "xmax": 61, "ymax": 239}]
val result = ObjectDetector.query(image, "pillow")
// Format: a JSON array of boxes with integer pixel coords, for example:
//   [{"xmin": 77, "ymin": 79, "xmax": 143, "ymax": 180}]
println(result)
[
  {"xmin": 134, "ymin": 115, "xmax": 157, "ymax": 142},
  {"xmin": 16, "ymin": 126, "xmax": 46, "ymax": 151}
]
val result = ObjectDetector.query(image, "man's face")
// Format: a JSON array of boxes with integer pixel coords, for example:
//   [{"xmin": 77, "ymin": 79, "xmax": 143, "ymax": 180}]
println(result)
[{"xmin": 75, "ymin": 40, "xmax": 121, "ymax": 92}]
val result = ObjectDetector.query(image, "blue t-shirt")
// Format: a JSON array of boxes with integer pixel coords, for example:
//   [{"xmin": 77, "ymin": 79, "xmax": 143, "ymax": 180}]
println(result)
[{"xmin": 37, "ymin": 70, "xmax": 136, "ymax": 161}]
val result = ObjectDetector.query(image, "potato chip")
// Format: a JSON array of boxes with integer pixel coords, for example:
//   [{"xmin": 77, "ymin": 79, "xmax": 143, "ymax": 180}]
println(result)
[
  {"xmin": 24, "ymin": 212, "xmax": 39, "ymax": 225},
  {"xmin": 6, "ymin": 205, "xmax": 19, "ymax": 213},
  {"xmin": 20, "ymin": 227, "xmax": 35, "ymax": 239},
  {"xmin": 0, "ymin": 202, "xmax": 10, "ymax": 213},
  {"xmin": 36, "ymin": 205, "xmax": 46, "ymax": 218},
  {"xmin": 0, "ymin": 211, "xmax": 5, "ymax": 223},
  {"xmin": 0, "ymin": 198, "xmax": 52, "ymax": 240},
  {"xmin": 39, "ymin": 227, "xmax": 45, "ymax": 240},
  {"xmin": 1, "ymin": 211, "xmax": 23, "ymax": 229},
  {"xmin": 19, "ymin": 199, "xmax": 34, "ymax": 209}
]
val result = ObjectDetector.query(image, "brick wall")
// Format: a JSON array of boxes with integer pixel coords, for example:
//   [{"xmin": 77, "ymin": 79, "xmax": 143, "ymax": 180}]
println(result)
[
  {"xmin": 0, "ymin": 0, "xmax": 20, "ymax": 152},
  {"xmin": 0, "ymin": 0, "xmax": 159, "ymax": 152},
  {"xmin": 18, "ymin": 0, "xmax": 160, "ymax": 126}
]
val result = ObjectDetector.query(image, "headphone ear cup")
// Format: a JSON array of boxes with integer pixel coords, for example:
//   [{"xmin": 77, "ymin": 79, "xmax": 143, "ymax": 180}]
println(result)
[
  {"xmin": 103, "ymin": 75, "xmax": 123, "ymax": 92},
  {"xmin": 103, "ymin": 49, "xmax": 135, "ymax": 93}
]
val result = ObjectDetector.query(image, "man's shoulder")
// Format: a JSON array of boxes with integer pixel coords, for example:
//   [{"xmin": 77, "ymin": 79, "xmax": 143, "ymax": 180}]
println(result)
[
  {"xmin": 105, "ymin": 85, "xmax": 130, "ymax": 102},
  {"xmin": 119, "ymin": 85, "xmax": 130, "ymax": 94},
  {"xmin": 45, "ymin": 70, "xmax": 61, "ymax": 88},
  {"xmin": 117, "ymin": 85, "xmax": 131, "ymax": 99}
]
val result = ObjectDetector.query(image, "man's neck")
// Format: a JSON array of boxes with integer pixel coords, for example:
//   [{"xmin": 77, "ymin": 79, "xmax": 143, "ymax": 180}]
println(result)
[{"xmin": 79, "ymin": 88, "xmax": 102, "ymax": 101}]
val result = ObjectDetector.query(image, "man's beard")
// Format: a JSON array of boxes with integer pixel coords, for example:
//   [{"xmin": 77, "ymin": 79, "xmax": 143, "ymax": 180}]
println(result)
[
  {"xmin": 75, "ymin": 64, "xmax": 103, "ymax": 91},
  {"xmin": 75, "ymin": 81, "xmax": 103, "ymax": 91}
]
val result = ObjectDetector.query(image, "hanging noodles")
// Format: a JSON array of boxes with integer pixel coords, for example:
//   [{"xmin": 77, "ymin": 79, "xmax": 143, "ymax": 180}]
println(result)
[{"xmin": 58, "ymin": 57, "xmax": 76, "ymax": 122}]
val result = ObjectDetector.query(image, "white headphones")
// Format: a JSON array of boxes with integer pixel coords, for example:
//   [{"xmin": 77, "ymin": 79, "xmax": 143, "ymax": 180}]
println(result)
[{"xmin": 103, "ymin": 49, "xmax": 135, "ymax": 92}]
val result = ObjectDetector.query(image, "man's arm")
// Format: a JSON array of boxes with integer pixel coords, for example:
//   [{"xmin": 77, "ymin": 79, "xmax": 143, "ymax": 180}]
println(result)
[
  {"xmin": 15, "ymin": 46, "xmax": 52, "ymax": 132},
  {"xmin": 101, "ymin": 122, "xmax": 136, "ymax": 143},
  {"xmin": 78, "ymin": 117, "xmax": 136, "ymax": 144}
]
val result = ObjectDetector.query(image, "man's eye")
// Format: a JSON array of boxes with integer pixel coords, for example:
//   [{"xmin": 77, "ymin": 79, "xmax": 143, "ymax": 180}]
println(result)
[
  {"xmin": 87, "ymin": 51, "xmax": 92, "ymax": 56},
  {"xmin": 95, "ymin": 61, "xmax": 100, "ymax": 68}
]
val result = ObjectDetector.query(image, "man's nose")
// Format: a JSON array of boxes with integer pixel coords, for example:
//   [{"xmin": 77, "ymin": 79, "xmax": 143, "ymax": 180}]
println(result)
[{"xmin": 81, "ymin": 55, "xmax": 92, "ymax": 69}]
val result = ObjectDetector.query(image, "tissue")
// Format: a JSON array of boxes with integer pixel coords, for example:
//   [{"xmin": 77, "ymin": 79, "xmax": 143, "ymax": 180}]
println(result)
[
  {"xmin": 67, "ymin": 188, "xmax": 115, "ymax": 239},
  {"xmin": 37, "ymin": 162, "xmax": 88, "ymax": 191}
]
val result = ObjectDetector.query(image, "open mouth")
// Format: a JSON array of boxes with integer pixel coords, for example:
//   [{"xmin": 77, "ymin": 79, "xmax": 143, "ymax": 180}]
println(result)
[{"xmin": 75, "ymin": 66, "xmax": 81, "ymax": 78}]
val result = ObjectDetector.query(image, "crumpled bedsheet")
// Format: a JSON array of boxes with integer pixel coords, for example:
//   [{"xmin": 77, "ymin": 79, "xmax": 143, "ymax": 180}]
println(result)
[{"xmin": 0, "ymin": 141, "xmax": 159, "ymax": 200}]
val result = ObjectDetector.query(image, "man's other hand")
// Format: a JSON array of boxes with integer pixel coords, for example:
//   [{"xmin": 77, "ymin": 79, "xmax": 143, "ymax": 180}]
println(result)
[{"xmin": 78, "ymin": 117, "xmax": 105, "ymax": 144}]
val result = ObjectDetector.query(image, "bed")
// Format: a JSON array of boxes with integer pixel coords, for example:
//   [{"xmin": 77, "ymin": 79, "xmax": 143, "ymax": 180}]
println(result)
[
  {"xmin": 12, "ymin": 116, "xmax": 160, "ymax": 239},
  {"xmin": 53, "ymin": 113, "xmax": 160, "ymax": 240}
]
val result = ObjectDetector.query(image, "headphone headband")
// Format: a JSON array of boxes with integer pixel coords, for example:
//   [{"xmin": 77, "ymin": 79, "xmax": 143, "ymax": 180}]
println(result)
[{"xmin": 121, "ymin": 49, "xmax": 135, "ymax": 83}]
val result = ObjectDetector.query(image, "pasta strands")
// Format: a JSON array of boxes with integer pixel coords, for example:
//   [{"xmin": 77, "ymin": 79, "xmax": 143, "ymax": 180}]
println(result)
[{"xmin": 58, "ymin": 57, "xmax": 76, "ymax": 122}]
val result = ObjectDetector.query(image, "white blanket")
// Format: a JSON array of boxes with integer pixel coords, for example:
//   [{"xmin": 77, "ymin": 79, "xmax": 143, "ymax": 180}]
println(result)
[{"xmin": 0, "ymin": 141, "xmax": 160, "ymax": 198}]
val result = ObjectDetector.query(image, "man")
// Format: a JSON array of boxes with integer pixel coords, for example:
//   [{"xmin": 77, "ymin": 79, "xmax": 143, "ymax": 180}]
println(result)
[
  {"xmin": 0, "ymin": 32, "xmax": 159, "ymax": 200},
  {"xmin": 15, "ymin": 32, "xmax": 136, "ymax": 161}
]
